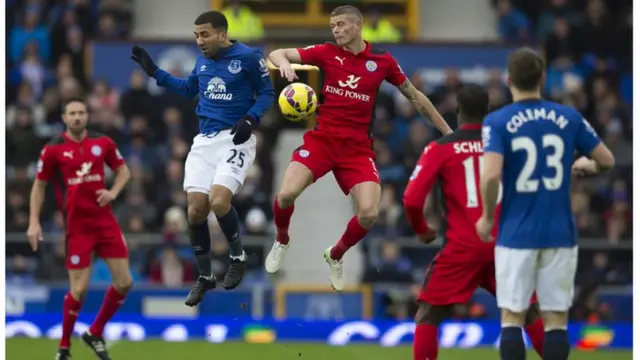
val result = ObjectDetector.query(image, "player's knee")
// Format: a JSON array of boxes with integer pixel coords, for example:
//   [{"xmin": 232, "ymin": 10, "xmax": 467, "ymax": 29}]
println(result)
[
  {"xmin": 414, "ymin": 303, "xmax": 449, "ymax": 326},
  {"xmin": 277, "ymin": 189, "xmax": 299, "ymax": 208},
  {"xmin": 114, "ymin": 277, "xmax": 133, "ymax": 294},
  {"xmin": 540, "ymin": 310, "xmax": 568, "ymax": 330},
  {"xmin": 187, "ymin": 204, "xmax": 209, "ymax": 225},
  {"xmin": 209, "ymin": 196, "xmax": 231, "ymax": 217},
  {"xmin": 356, "ymin": 205, "xmax": 378, "ymax": 228},
  {"xmin": 70, "ymin": 285, "xmax": 89, "ymax": 301}
]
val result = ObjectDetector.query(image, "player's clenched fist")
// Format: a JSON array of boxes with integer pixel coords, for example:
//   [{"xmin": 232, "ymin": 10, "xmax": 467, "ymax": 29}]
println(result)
[
  {"xmin": 417, "ymin": 228, "xmax": 437, "ymax": 244},
  {"xmin": 96, "ymin": 189, "xmax": 117, "ymax": 207},
  {"xmin": 26, "ymin": 222, "xmax": 43, "ymax": 252},
  {"xmin": 130, "ymin": 45, "xmax": 158, "ymax": 77},
  {"xmin": 475, "ymin": 216, "xmax": 494, "ymax": 242},
  {"xmin": 571, "ymin": 156, "xmax": 597, "ymax": 177}
]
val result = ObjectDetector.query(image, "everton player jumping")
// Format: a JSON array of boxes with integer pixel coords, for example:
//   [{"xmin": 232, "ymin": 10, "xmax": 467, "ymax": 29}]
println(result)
[
  {"xmin": 131, "ymin": 10, "xmax": 274, "ymax": 305},
  {"xmin": 265, "ymin": 5, "xmax": 452, "ymax": 290},
  {"xmin": 404, "ymin": 85, "xmax": 545, "ymax": 360}
]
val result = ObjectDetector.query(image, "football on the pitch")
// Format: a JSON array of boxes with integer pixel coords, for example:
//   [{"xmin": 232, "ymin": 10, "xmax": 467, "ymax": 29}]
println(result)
[{"xmin": 278, "ymin": 82, "xmax": 317, "ymax": 122}]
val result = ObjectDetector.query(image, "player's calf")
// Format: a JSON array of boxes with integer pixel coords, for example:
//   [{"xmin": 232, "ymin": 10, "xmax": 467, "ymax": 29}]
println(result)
[
  {"xmin": 500, "ymin": 309, "xmax": 527, "ymax": 360},
  {"xmin": 210, "ymin": 184, "xmax": 247, "ymax": 290},
  {"xmin": 266, "ymin": 162, "xmax": 313, "ymax": 273},
  {"xmin": 541, "ymin": 311, "xmax": 570, "ymax": 360},
  {"xmin": 187, "ymin": 192, "xmax": 214, "ymax": 278},
  {"xmin": 413, "ymin": 303, "xmax": 452, "ymax": 360}
]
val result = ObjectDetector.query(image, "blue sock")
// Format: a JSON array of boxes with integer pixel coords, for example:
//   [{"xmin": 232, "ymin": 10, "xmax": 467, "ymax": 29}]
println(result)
[
  {"xmin": 216, "ymin": 206, "xmax": 244, "ymax": 258},
  {"xmin": 544, "ymin": 329, "xmax": 569, "ymax": 360},
  {"xmin": 500, "ymin": 326, "xmax": 526, "ymax": 360},
  {"xmin": 188, "ymin": 220, "xmax": 212, "ymax": 277}
]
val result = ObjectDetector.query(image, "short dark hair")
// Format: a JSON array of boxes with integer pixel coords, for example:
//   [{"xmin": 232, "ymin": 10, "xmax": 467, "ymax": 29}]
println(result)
[
  {"xmin": 194, "ymin": 10, "xmax": 228, "ymax": 31},
  {"xmin": 330, "ymin": 5, "xmax": 363, "ymax": 20},
  {"xmin": 507, "ymin": 47, "xmax": 544, "ymax": 91},
  {"xmin": 62, "ymin": 97, "xmax": 88, "ymax": 113},
  {"xmin": 457, "ymin": 84, "xmax": 489, "ymax": 123}
]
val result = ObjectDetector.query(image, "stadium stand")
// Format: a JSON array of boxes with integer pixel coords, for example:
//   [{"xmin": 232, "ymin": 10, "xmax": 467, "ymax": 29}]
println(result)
[{"xmin": 6, "ymin": 0, "xmax": 631, "ymax": 325}]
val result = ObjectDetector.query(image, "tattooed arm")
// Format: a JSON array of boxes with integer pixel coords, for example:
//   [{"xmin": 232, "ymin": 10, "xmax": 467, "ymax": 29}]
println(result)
[{"xmin": 396, "ymin": 80, "xmax": 453, "ymax": 135}]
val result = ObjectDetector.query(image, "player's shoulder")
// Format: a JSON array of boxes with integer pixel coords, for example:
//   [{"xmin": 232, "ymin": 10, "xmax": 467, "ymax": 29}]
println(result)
[
  {"xmin": 232, "ymin": 41, "xmax": 263, "ymax": 57},
  {"xmin": 435, "ymin": 126, "xmax": 482, "ymax": 146},
  {"xmin": 46, "ymin": 134, "xmax": 66, "ymax": 148},
  {"xmin": 542, "ymin": 100, "xmax": 583, "ymax": 121},
  {"xmin": 87, "ymin": 130, "xmax": 114, "ymax": 144}
]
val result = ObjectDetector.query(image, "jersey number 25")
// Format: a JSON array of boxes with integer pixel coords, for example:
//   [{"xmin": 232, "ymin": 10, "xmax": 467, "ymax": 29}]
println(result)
[{"xmin": 512, "ymin": 134, "xmax": 564, "ymax": 192}]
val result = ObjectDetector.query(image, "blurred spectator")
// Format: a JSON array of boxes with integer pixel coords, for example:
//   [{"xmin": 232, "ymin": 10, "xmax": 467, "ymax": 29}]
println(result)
[
  {"xmin": 495, "ymin": 0, "xmax": 532, "ymax": 40},
  {"xmin": 536, "ymin": 0, "xmax": 581, "ymax": 40},
  {"xmin": 222, "ymin": 0, "xmax": 264, "ymax": 42},
  {"xmin": 10, "ymin": 8, "xmax": 50, "ymax": 64},
  {"xmin": 362, "ymin": 242, "xmax": 413, "ymax": 284},
  {"xmin": 362, "ymin": 10, "xmax": 402, "ymax": 43},
  {"xmin": 149, "ymin": 245, "xmax": 195, "ymax": 287}
]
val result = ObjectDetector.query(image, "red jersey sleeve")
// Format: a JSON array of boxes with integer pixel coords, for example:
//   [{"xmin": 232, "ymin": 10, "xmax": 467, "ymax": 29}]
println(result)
[
  {"xmin": 403, "ymin": 142, "xmax": 446, "ymax": 234},
  {"xmin": 35, "ymin": 146, "xmax": 57, "ymax": 182},
  {"xmin": 297, "ymin": 44, "xmax": 327, "ymax": 66},
  {"xmin": 385, "ymin": 55, "xmax": 407, "ymax": 86},
  {"xmin": 104, "ymin": 138, "xmax": 125, "ymax": 170}
]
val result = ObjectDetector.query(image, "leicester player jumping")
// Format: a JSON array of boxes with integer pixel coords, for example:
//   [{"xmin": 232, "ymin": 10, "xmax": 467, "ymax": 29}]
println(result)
[
  {"xmin": 131, "ymin": 10, "xmax": 274, "ymax": 305},
  {"xmin": 28, "ymin": 98, "xmax": 132, "ymax": 360},
  {"xmin": 265, "ymin": 5, "xmax": 452, "ymax": 290},
  {"xmin": 477, "ymin": 48, "xmax": 615, "ymax": 360},
  {"xmin": 404, "ymin": 85, "xmax": 545, "ymax": 360}
]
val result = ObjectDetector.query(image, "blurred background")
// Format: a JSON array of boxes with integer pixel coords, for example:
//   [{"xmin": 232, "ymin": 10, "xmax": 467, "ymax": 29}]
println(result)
[{"xmin": 5, "ymin": 0, "xmax": 632, "ymax": 351}]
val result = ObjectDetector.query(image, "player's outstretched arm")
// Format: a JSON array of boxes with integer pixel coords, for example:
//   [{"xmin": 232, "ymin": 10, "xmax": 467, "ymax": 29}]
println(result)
[
  {"xmin": 130, "ymin": 45, "xmax": 198, "ymax": 98},
  {"xmin": 268, "ymin": 48, "xmax": 302, "ymax": 81},
  {"xmin": 396, "ymin": 80, "xmax": 453, "ymax": 135}
]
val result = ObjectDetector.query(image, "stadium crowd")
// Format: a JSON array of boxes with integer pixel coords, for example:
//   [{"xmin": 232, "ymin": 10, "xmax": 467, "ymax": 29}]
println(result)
[{"xmin": 6, "ymin": 0, "xmax": 632, "ymax": 304}]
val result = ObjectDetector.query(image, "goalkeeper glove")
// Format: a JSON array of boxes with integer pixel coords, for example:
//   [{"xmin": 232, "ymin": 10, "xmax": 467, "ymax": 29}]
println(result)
[
  {"xmin": 130, "ymin": 45, "xmax": 158, "ymax": 77},
  {"xmin": 230, "ymin": 116, "xmax": 255, "ymax": 145}
]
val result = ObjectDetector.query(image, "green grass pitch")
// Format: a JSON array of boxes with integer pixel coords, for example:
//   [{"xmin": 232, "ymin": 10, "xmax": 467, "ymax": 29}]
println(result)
[{"xmin": 6, "ymin": 338, "xmax": 633, "ymax": 359}]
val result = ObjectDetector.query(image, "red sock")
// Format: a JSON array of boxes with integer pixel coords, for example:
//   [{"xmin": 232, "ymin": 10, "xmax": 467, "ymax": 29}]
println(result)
[
  {"xmin": 273, "ymin": 197, "xmax": 294, "ymax": 245},
  {"xmin": 59, "ymin": 292, "xmax": 83, "ymax": 349},
  {"xmin": 413, "ymin": 323, "xmax": 439, "ymax": 360},
  {"xmin": 525, "ymin": 318, "xmax": 545, "ymax": 358},
  {"xmin": 329, "ymin": 216, "xmax": 369, "ymax": 260},
  {"xmin": 89, "ymin": 286, "xmax": 126, "ymax": 337}
]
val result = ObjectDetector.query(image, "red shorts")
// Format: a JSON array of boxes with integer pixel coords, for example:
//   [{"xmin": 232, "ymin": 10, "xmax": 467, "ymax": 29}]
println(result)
[
  {"xmin": 418, "ymin": 252, "xmax": 537, "ymax": 306},
  {"xmin": 66, "ymin": 228, "xmax": 129, "ymax": 269},
  {"xmin": 291, "ymin": 131, "xmax": 379, "ymax": 194}
]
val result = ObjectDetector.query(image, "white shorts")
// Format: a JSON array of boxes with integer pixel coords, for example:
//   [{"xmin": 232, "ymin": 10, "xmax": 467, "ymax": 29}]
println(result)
[
  {"xmin": 495, "ymin": 245, "xmax": 578, "ymax": 312},
  {"xmin": 183, "ymin": 130, "xmax": 257, "ymax": 195}
]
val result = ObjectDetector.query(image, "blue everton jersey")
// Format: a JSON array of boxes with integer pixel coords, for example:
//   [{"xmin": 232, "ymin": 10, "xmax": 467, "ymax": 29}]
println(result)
[
  {"xmin": 482, "ymin": 99, "xmax": 601, "ymax": 249},
  {"xmin": 153, "ymin": 41, "xmax": 275, "ymax": 134}
]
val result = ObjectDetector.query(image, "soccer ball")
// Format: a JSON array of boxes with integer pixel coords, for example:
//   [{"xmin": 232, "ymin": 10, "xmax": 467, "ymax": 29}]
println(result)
[{"xmin": 278, "ymin": 82, "xmax": 317, "ymax": 122}]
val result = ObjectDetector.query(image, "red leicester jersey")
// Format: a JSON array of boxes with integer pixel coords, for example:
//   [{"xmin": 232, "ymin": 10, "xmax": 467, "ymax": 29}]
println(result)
[
  {"xmin": 36, "ymin": 131, "xmax": 125, "ymax": 232},
  {"xmin": 297, "ymin": 42, "xmax": 407, "ymax": 139},
  {"xmin": 403, "ymin": 124, "xmax": 501, "ymax": 261}
]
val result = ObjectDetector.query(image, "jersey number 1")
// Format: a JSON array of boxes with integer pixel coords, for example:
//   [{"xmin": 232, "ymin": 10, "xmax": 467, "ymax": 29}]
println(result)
[{"xmin": 463, "ymin": 156, "xmax": 502, "ymax": 208}]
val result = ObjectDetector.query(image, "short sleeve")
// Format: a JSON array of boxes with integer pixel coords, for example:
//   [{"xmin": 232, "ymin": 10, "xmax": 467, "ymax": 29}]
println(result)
[
  {"xmin": 482, "ymin": 115, "xmax": 506, "ymax": 155},
  {"xmin": 385, "ymin": 55, "xmax": 407, "ymax": 86},
  {"xmin": 576, "ymin": 117, "xmax": 602, "ymax": 156},
  {"xmin": 36, "ymin": 146, "xmax": 57, "ymax": 182},
  {"xmin": 297, "ymin": 44, "xmax": 327, "ymax": 66},
  {"xmin": 104, "ymin": 138, "xmax": 125, "ymax": 170}
]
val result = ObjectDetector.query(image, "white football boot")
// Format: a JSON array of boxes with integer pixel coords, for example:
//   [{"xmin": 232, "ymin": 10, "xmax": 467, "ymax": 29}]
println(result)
[
  {"xmin": 324, "ymin": 247, "xmax": 345, "ymax": 291},
  {"xmin": 265, "ymin": 240, "xmax": 289, "ymax": 273}
]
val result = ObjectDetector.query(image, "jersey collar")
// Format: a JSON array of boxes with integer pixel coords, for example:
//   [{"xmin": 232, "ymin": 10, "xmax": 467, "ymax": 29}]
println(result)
[
  {"xmin": 63, "ymin": 131, "xmax": 87, "ymax": 143},
  {"xmin": 459, "ymin": 124, "xmax": 482, "ymax": 130},
  {"xmin": 339, "ymin": 40, "xmax": 370, "ymax": 57},
  {"xmin": 212, "ymin": 40, "xmax": 238, "ymax": 59}
]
